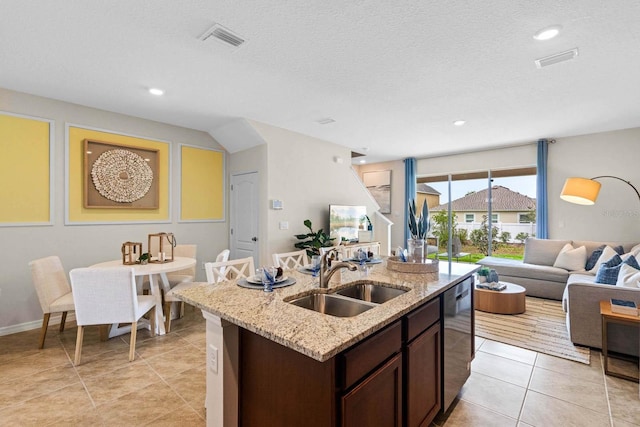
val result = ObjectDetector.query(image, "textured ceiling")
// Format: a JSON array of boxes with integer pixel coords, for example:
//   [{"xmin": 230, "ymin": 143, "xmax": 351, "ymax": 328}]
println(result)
[{"xmin": 2, "ymin": 1, "xmax": 640, "ymax": 163}]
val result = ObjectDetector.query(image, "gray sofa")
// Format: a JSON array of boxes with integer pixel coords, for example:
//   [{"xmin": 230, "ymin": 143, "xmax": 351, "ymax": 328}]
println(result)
[{"xmin": 478, "ymin": 237, "xmax": 640, "ymax": 356}]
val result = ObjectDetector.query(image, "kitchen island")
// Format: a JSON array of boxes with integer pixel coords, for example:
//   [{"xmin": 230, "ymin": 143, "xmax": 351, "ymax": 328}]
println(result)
[{"xmin": 175, "ymin": 260, "xmax": 477, "ymax": 427}]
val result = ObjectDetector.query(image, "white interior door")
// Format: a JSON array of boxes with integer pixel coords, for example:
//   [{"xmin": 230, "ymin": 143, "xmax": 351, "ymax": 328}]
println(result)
[{"xmin": 230, "ymin": 172, "xmax": 259, "ymax": 266}]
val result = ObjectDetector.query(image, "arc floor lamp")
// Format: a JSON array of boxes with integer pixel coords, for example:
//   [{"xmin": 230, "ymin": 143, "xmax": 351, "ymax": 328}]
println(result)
[{"xmin": 560, "ymin": 176, "xmax": 640, "ymax": 205}]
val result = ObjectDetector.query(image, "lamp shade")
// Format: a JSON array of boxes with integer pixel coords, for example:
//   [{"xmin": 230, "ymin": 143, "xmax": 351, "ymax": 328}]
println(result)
[{"xmin": 560, "ymin": 177, "xmax": 601, "ymax": 205}]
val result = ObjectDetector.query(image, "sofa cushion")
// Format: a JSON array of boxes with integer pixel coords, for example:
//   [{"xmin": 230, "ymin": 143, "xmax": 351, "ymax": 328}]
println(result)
[
  {"xmin": 588, "ymin": 245, "xmax": 619, "ymax": 274},
  {"xmin": 553, "ymin": 244, "xmax": 587, "ymax": 271},
  {"xmin": 523, "ymin": 237, "xmax": 572, "ymax": 266},
  {"xmin": 477, "ymin": 256, "xmax": 570, "ymax": 283},
  {"xmin": 617, "ymin": 263, "xmax": 640, "ymax": 288},
  {"xmin": 595, "ymin": 255, "xmax": 623, "ymax": 284}
]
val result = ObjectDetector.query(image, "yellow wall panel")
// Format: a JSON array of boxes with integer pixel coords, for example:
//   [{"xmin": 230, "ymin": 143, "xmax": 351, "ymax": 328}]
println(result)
[
  {"xmin": 181, "ymin": 146, "xmax": 224, "ymax": 221},
  {"xmin": 67, "ymin": 126, "xmax": 170, "ymax": 223},
  {"xmin": 0, "ymin": 113, "xmax": 51, "ymax": 224}
]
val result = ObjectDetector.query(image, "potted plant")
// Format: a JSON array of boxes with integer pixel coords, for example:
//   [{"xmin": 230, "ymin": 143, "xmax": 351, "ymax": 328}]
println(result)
[
  {"xmin": 294, "ymin": 219, "xmax": 335, "ymax": 257},
  {"xmin": 138, "ymin": 253, "xmax": 151, "ymax": 265},
  {"xmin": 362, "ymin": 215, "xmax": 373, "ymax": 231},
  {"xmin": 407, "ymin": 199, "xmax": 430, "ymax": 263}
]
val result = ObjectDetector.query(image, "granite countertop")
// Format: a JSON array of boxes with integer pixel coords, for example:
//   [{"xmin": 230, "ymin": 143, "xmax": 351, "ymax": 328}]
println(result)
[{"xmin": 174, "ymin": 259, "xmax": 478, "ymax": 362}]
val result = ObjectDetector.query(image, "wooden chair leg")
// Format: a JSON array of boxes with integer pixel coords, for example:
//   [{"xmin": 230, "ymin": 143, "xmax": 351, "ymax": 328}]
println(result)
[
  {"xmin": 129, "ymin": 321, "xmax": 137, "ymax": 362},
  {"xmin": 39, "ymin": 313, "xmax": 51, "ymax": 349},
  {"xmin": 74, "ymin": 325, "xmax": 84, "ymax": 366},
  {"xmin": 164, "ymin": 301, "xmax": 172, "ymax": 333},
  {"xmin": 149, "ymin": 306, "xmax": 156, "ymax": 338},
  {"xmin": 99, "ymin": 324, "xmax": 111, "ymax": 341},
  {"xmin": 59, "ymin": 311, "xmax": 68, "ymax": 332}
]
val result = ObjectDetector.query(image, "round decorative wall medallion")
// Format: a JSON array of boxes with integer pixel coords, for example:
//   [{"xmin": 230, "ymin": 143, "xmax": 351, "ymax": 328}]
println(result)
[{"xmin": 91, "ymin": 149, "xmax": 153, "ymax": 203}]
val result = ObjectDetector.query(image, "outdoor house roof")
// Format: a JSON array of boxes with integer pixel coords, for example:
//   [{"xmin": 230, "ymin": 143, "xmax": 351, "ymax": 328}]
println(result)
[
  {"xmin": 417, "ymin": 184, "xmax": 441, "ymax": 195},
  {"xmin": 431, "ymin": 185, "xmax": 536, "ymax": 212}
]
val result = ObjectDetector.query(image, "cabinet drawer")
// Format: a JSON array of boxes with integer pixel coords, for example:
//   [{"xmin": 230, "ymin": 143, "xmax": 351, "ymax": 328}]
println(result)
[
  {"xmin": 341, "ymin": 320, "xmax": 402, "ymax": 389},
  {"xmin": 406, "ymin": 298, "xmax": 440, "ymax": 343}
]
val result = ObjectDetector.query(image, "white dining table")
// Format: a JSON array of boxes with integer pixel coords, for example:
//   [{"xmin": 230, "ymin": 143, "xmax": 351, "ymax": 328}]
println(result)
[{"xmin": 90, "ymin": 256, "xmax": 197, "ymax": 337}]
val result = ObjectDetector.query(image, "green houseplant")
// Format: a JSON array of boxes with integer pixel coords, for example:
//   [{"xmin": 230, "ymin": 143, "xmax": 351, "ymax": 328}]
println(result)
[
  {"xmin": 294, "ymin": 219, "xmax": 335, "ymax": 257},
  {"xmin": 407, "ymin": 199, "xmax": 430, "ymax": 262}
]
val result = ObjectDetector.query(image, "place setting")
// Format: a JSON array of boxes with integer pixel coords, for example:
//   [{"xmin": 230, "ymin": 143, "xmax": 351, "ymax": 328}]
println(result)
[{"xmin": 237, "ymin": 266, "xmax": 297, "ymax": 291}]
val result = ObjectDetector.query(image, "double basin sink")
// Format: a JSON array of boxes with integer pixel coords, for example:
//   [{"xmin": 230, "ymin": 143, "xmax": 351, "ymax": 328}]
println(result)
[{"xmin": 286, "ymin": 281, "xmax": 409, "ymax": 318}]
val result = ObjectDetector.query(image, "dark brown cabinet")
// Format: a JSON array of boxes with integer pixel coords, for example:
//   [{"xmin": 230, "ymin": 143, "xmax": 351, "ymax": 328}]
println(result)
[
  {"xmin": 406, "ymin": 322, "xmax": 441, "ymax": 427},
  {"xmin": 341, "ymin": 353, "xmax": 403, "ymax": 427},
  {"xmin": 237, "ymin": 295, "xmax": 449, "ymax": 427}
]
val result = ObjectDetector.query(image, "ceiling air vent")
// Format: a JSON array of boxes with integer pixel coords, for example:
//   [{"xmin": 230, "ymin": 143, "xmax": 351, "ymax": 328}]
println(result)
[
  {"xmin": 535, "ymin": 48, "xmax": 578, "ymax": 69},
  {"xmin": 199, "ymin": 23, "xmax": 245, "ymax": 48}
]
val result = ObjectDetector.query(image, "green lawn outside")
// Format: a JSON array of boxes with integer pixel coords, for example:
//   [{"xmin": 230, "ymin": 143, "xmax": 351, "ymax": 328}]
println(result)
[{"xmin": 426, "ymin": 243, "xmax": 525, "ymax": 264}]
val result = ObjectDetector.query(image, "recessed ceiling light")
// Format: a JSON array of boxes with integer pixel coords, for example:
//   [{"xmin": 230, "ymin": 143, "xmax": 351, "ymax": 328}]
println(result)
[
  {"xmin": 533, "ymin": 25, "xmax": 562, "ymax": 41},
  {"xmin": 453, "ymin": 120, "xmax": 466, "ymax": 126},
  {"xmin": 149, "ymin": 88, "xmax": 164, "ymax": 96},
  {"xmin": 359, "ymin": 159, "xmax": 366, "ymax": 164}
]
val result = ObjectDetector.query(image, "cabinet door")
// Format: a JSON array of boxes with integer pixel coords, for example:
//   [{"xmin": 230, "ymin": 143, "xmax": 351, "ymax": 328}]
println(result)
[
  {"xmin": 341, "ymin": 354, "xmax": 402, "ymax": 427},
  {"xmin": 406, "ymin": 322, "xmax": 441, "ymax": 427}
]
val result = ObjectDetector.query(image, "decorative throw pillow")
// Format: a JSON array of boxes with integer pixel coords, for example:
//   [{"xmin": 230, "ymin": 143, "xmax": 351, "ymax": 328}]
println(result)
[
  {"xmin": 613, "ymin": 245, "xmax": 625, "ymax": 255},
  {"xmin": 616, "ymin": 263, "xmax": 640, "ymax": 288},
  {"xmin": 595, "ymin": 255, "xmax": 623, "ymax": 285},
  {"xmin": 553, "ymin": 244, "xmax": 587, "ymax": 271},
  {"xmin": 585, "ymin": 245, "xmax": 606, "ymax": 270},
  {"xmin": 623, "ymin": 255, "xmax": 640, "ymax": 270},
  {"xmin": 588, "ymin": 246, "xmax": 619, "ymax": 274}
]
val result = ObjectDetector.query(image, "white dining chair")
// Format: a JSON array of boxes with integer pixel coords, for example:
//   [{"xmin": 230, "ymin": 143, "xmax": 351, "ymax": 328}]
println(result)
[
  {"xmin": 204, "ymin": 256, "xmax": 255, "ymax": 283},
  {"xmin": 162, "ymin": 249, "xmax": 230, "ymax": 332},
  {"xmin": 272, "ymin": 250, "xmax": 309, "ymax": 270},
  {"xmin": 69, "ymin": 267, "xmax": 156, "ymax": 365},
  {"xmin": 166, "ymin": 244, "xmax": 198, "ymax": 286},
  {"xmin": 29, "ymin": 256, "xmax": 75, "ymax": 349}
]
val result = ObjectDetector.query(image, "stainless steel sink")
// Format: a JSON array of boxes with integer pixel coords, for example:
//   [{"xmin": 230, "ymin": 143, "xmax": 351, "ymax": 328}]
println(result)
[
  {"xmin": 335, "ymin": 282, "xmax": 408, "ymax": 304},
  {"xmin": 288, "ymin": 293, "xmax": 376, "ymax": 317}
]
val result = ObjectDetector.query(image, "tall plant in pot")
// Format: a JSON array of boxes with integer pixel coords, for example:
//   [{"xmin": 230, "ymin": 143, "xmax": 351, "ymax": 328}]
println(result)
[{"xmin": 407, "ymin": 199, "xmax": 430, "ymax": 263}]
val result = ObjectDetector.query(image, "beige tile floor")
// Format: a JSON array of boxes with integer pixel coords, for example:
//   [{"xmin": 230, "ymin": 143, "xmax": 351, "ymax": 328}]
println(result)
[
  {"xmin": 434, "ymin": 338, "xmax": 640, "ymax": 427},
  {"xmin": 1, "ymin": 307, "xmax": 638, "ymax": 426}
]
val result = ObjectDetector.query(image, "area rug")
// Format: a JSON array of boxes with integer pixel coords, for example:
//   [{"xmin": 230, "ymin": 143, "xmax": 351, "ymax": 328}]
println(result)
[{"xmin": 475, "ymin": 296, "xmax": 591, "ymax": 364}]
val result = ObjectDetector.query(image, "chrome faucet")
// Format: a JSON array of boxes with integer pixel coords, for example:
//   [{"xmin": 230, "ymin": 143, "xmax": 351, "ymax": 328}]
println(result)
[{"xmin": 319, "ymin": 250, "xmax": 357, "ymax": 288}]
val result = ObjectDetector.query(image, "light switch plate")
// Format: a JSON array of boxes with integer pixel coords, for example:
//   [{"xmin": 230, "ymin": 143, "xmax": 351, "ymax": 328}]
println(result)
[{"xmin": 279, "ymin": 221, "xmax": 289, "ymax": 230}]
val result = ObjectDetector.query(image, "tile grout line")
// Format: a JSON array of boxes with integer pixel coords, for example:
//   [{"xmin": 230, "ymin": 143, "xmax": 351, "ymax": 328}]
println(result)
[{"xmin": 516, "ymin": 352, "xmax": 538, "ymax": 425}]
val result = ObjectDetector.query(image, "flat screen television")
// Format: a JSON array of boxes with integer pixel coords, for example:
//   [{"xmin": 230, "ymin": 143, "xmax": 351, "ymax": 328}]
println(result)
[{"xmin": 329, "ymin": 205, "xmax": 367, "ymax": 242}]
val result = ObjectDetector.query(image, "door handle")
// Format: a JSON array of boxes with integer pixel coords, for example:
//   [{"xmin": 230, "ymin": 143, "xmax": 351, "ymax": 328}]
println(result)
[{"xmin": 251, "ymin": 237, "xmax": 258, "ymax": 242}]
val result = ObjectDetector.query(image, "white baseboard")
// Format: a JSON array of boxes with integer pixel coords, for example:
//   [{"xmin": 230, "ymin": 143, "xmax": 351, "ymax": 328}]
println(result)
[{"xmin": 0, "ymin": 312, "xmax": 76, "ymax": 337}]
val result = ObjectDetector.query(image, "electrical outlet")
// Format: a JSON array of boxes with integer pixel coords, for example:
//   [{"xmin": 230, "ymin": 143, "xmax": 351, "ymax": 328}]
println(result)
[{"xmin": 208, "ymin": 344, "xmax": 218, "ymax": 373}]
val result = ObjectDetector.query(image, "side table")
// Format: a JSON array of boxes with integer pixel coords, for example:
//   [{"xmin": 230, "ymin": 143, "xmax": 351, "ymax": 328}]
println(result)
[
  {"xmin": 599, "ymin": 300, "xmax": 640, "ymax": 382},
  {"xmin": 474, "ymin": 282, "xmax": 526, "ymax": 314}
]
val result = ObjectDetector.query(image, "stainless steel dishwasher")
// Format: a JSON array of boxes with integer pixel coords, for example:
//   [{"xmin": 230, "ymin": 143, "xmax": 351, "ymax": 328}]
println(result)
[{"xmin": 441, "ymin": 276, "xmax": 473, "ymax": 412}]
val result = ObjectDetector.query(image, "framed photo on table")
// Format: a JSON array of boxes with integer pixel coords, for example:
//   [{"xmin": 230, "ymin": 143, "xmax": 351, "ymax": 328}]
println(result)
[
  {"xmin": 363, "ymin": 170, "xmax": 391, "ymax": 213},
  {"xmin": 84, "ymin": 139, "xmax": 159, "ymax": 209}
]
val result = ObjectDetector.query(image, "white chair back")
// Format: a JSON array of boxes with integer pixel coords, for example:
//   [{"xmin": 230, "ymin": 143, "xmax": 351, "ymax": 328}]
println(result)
[
  {"xmin": 205, "ymin": 257, "xmax": 255, "ymax": 283},
  {"xmin": 272, "ymin": 250, "xmax": 309, "ymax": 269},
  {"xmin": 70, "ymin": 267, "xmax": 139, "ymax": 326},
  {"xmin": 29, "ymin": 256, "xmax": 72, "ymax": 313},
  {"xmin": 168, "ymin": 244, "xmax": 197, "ymax": 278},
  {"xmin": 319, "ymin": 245, "xmax": 346, "ymax": 260}
]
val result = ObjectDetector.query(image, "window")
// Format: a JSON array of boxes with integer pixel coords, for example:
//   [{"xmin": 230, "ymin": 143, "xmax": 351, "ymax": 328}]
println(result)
[
  {"xmin": 518, "ymin": 212, "xmax": 535, "ymax": 223},
  {"xmin": 465, "ymin": 213, "xmax": 474, "ymax": 223},
  {"xmin": 491, "ymin": 213, "xmax": 499, "ymax": 223}
]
